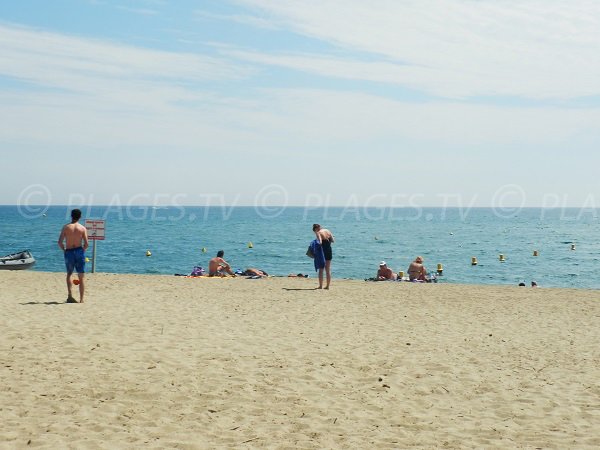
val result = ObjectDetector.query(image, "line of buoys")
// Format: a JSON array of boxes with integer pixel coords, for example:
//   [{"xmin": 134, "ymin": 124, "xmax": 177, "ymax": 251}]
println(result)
[
  {"xmin": 464, "ymin": 246, "xmax": 580, "ymax": 266},
  {"xmin": 199, "ymin": 243, "xmax": 257, "ymax": 253},
  {"xmin": 146, "ymin": 250, "xmax": 152, "ymax": 257}
]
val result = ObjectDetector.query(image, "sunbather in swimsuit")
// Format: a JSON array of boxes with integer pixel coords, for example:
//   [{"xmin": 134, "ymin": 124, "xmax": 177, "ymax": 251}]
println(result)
[{"xmin": 408, "ymin": 256, "xmax": 427, "ymax": 281}]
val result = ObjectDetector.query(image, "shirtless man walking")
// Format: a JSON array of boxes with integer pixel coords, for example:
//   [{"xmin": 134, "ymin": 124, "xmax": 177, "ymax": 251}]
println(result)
[{"xmin": 58, "ymin": 209, "xmax": 89, "ymax": 303}]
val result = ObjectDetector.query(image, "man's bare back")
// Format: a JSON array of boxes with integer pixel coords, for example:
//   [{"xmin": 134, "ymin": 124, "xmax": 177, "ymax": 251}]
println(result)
[
  {"xmin": 317, "ymin": 228, "xmax": 334, "ymax": 242},
  {"xmin": 208, "ymin": 250, "xmax": 235, "ymax": 276},
  {"xmin": 209, "ymin": 257, "xmax": 227, "ymax": 275},
  {"xmin": 59, "ymin": 222, "xmax": 89, "ymax": 250},
  {"xmin": 408, "ymin": 256, "xmax": 427, "ymax": 281}
]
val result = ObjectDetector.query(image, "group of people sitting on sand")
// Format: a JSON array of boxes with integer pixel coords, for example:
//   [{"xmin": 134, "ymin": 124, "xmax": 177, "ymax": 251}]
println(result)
[
  {"xmin": 208, "ymin": 250, "xmax": 432, "ymax": 282},
  {"xmin": 205, "ymin": 250, "xmax": 268, "ymax": 278},
  {"xmin": 198, "ymin": 250, "xmax": 310, "ymax": 279},
  {"xmin": 376, "ymin": 256, "xmax": 431, "ymax": 282}
]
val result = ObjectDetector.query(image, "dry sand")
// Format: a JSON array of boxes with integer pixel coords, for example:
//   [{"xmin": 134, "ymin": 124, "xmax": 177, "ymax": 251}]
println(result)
[{"xmin": 1, "ymin": 271, "xmax": 599, "ymax": 449}]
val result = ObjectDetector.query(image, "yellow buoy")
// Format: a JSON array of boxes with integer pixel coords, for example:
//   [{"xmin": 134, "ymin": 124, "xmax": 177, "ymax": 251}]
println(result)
[
  {"xmin": 437, "ymin": 263, "xmax": 443, "ymax": 274},
  {"xmin": 247, "ymin": 242, "xmax": 253, "ymax": 249},
  {"xmin": 571, "ymin": 244, "xmax": 576, "ymax": 251},
  {"xmin": 201, "ymin": 247, "xmax": 207, "ymax": 253},
  {"xmin": 499, "ymin": 254, "xmax": 506, "ymax": 262},
  {"xmin": 533, "ymin": 250, "xmax": 539, "ymax": 257},
  {"xmin": 146, "ymin": 250, "xmax": 152, "ymax": 257},
  {"xmin": 471, "ymin": 256, "xmax": 478, "ymax": 266},
  {"xmin": 85, "ymin": 257, "xmax": 90, "ymax": 263}
]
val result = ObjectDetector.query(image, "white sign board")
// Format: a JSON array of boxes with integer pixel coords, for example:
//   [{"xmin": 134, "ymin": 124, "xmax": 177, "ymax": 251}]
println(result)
[{"xmin": 85, "ymin": 219, "xmax": 106, "ymax": 241}]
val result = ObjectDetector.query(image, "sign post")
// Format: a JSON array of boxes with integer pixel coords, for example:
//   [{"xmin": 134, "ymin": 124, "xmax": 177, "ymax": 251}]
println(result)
[{"xmin": 85, "ymin": 219, "xmax": 106, "ymax": 273}]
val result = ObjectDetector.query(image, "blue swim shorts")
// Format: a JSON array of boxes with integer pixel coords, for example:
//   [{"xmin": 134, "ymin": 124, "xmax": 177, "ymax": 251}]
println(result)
[{"xmin": 64, "ymin": 247, "xmax": 85, "ymax": 274}]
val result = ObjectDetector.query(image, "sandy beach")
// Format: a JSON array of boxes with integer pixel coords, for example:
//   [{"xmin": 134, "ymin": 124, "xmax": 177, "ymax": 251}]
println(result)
[{"xmin": 1, "ymin": 271, "xmax": 599, "ymax": 449}]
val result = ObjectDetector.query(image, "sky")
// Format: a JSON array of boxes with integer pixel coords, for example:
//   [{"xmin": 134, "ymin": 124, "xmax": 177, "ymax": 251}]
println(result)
[{"xmin": 1, "ymin": 0, "xmax": 600, "ymax": 208}]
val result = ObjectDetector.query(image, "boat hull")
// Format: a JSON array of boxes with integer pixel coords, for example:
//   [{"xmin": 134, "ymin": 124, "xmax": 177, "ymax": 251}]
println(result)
[{"xmin": 0, "ymin": 250, "xmax": 36, "ymax": 270}]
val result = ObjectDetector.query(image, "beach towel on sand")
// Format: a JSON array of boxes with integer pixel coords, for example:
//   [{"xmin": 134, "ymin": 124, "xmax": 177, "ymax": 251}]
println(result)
[{"xmin": 309, "ymin": 239, "xmax": 325, "ymax": 271}]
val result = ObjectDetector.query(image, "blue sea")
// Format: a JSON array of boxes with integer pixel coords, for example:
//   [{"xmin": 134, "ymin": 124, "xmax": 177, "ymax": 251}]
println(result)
[{"xmin": 1, "ymin": 205, "xmax": 599, "ymax": 288}]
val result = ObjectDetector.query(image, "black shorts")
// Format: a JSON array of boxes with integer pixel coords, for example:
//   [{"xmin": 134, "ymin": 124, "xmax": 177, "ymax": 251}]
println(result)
[{"xmin": 322, "ymin": 240, "xmax": 333, "ymax": 261}]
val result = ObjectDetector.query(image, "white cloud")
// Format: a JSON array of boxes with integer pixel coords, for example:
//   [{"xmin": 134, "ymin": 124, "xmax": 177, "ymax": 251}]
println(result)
[
  {"xmin": 3, "ymin": 84, "xmax": 598, "ymax": 152},
  {"xmin": 224, "ymin": 49, "xmax": 471, "ymax": 97},
  {"xmin": 235, "ymin": 0, "xmax": 600, "ymax": 99},
  {"xmin": 194, "ymin": 10, "xmax": 280, "ymax": 30},
  {"xmin": 234, "ymin": 88, "xmax": 600, "ymax": 147},
  {"xmin": 3, "ymin": 82, "xmax": 600, "ymax": 204},
  {"xmin": 115, "ymin": 5, "xmax": 159, "ymax": 16},
  {"xmin": 1, "ymin": 20, "xmax": 598, "ymax": 153},
  {"xmin": 0, "ymin": 23, "xmax": 252, "ymax": 106}
]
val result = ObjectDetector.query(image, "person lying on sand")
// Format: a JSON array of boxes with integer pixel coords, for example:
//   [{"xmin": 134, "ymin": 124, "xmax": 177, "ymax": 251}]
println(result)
[
  {"xmin": 242, "ymin": 268, "xmax": 269, "ymax": 277},
  {"xmin": 377, "ymin": 261, "xmax": 397, "ymax": 281}
]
